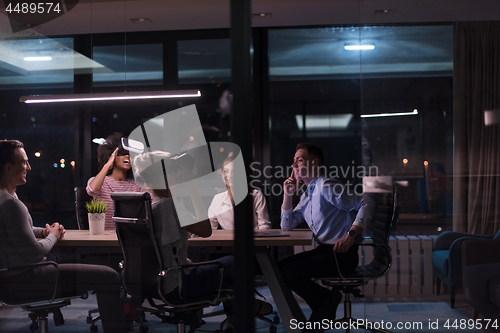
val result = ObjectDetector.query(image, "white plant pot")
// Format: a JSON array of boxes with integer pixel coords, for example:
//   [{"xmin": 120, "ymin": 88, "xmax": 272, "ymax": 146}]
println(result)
[{"xmin": 88, "ymin": 213, "xmax": 106, "ymax": 235}]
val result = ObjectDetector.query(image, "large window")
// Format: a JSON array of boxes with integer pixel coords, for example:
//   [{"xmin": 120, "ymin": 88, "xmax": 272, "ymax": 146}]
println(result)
[{"xmin": 267, "ymin": 25, "xmax": 453, "ymax": 234}]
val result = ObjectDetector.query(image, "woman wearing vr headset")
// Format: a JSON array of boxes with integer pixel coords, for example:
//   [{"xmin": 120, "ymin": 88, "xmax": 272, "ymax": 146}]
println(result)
[{"xmin": 86, "ymin": 133, "xmax": 148, "ymax": 230}]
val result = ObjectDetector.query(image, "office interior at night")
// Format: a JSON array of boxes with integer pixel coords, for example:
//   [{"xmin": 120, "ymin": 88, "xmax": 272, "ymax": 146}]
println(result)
[{"xmin": 1, "ymin": 0, "xmax": 499, "ymax": 332}]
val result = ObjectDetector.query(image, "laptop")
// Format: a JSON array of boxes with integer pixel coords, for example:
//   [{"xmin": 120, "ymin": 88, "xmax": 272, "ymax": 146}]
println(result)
[{"xmin": 253, "ymin": 230, "xmax": 289, "ymax": 238}]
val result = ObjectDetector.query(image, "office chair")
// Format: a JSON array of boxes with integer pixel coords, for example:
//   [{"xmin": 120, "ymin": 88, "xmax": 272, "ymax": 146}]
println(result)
[
  {"xmin": 314, "ymin": 190, "xmax": 400, "ymax": 333},
  {"xmin": 75, "ymin": 186, "xmax": 93, "ymax": 230},
  {"xmin": 111, "ymin": 191, "xmax": 232, "ymax": 333},
  {"xmin": 0, "ymin": 261, "xmax": 88, "ymax": 333}
]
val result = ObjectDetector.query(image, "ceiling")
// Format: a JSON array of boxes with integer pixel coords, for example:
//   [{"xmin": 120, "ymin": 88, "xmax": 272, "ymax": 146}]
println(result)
[
  {"xmin": 0, "ymin": 0, "xmax": 494, "ymax": 87},
  {"xmin": 0, "ymin": 0, "xmax": 499, "ymax": 38}
]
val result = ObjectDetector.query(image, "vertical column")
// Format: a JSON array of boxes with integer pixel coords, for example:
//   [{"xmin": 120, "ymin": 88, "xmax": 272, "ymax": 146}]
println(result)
[{"xmin": 231, "ymin": 0, "xmax": 254, "ymax": 331}]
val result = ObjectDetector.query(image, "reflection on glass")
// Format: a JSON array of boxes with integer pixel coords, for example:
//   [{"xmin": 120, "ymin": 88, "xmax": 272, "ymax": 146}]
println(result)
[
  {"xmin": 92, "ymin": 44, "xmax": 163, "ymax": 87},
  {"xmin": 178, "ymin": 39, "xmax": 231, "ymax": 84}
]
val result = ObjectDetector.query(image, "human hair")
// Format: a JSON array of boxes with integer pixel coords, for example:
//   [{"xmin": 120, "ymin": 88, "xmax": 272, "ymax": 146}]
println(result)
[
  {"xmin": 296, "ymin": 142, "xmax": 324, "ymax": 166},
  {"xmin": 0, "ymin": 139, "xmax": 24, "ymax": 178},
  {"xmin": 97, "ymin": 132, "xmax": 128, "ymax": 175}
]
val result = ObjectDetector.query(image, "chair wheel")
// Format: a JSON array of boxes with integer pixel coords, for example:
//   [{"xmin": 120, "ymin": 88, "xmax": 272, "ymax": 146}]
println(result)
[
  {"xmin": 90, "ymin": 324, "xmax": 98, "ymax": 333},
  {"xmin": 139, "ymin": 324, "xmax": 149, "ymax": 332},
  {"xmin": 87, "ymin": 315, "xmax": 93, "ymax": 324},
  {"xmin": 273, "ymin": 315, "xmax": 280, "ymax": 324},
  {"xmin": 270, "ymin": 326, "xmax": 277, "ymax": 333}
]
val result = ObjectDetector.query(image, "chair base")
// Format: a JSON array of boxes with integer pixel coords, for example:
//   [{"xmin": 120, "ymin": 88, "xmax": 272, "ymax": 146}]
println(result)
[
  {"xmin": 333, "ymin": 291, "xmax": 392, "ymax": 333},
  {"xmin": 23, "ymin": 300, "xmax": 71, "ymax": 333}
]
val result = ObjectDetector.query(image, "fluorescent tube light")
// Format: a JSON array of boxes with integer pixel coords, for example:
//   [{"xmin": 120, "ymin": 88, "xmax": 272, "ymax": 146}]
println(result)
[
  {"xmin": 24, "ymin": 56, "xmax": 52, "ymax": 61},
  {"xmin": 360, "ymin": 109, "xmax": 418, "ymax": 118},
  {"xmin": 20, "ymin": 90, "xmax": 201, "ymax": 104},
  {"xmin": 344, "ymin": 44, "xmax": 375, "ymax": 51},
  {"xmin": 296, "ymin": 114, "xmax": 353, "ymax": 130}
]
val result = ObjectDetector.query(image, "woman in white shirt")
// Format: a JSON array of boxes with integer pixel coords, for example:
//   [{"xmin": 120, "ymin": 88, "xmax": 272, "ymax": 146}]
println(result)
[{"xmin": 208, "ymin": 159, "xmax": 271, "ymax": 230}]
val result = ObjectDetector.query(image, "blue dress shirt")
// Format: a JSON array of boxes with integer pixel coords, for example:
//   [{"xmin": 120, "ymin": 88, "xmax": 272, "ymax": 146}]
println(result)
[{"xmin": 281, "ymin": 176, "xmax": 375, "ymax": 245}]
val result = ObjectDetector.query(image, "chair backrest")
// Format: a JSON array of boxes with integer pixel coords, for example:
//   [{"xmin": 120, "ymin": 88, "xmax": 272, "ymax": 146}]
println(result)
[
  {"xmin": 74, "ymin": 186, "xmax": 93, "ymax": 230},
  {"xmin": 367, "ymin": 190, "xmax": 400, "ymax": 273},
  {"xmin": 111, "ymin": 192, "xmax": 163, "ymax": 299}
]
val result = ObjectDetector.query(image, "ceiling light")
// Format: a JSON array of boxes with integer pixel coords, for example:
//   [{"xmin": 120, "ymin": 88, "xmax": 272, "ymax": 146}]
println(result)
[
  {"xmin": 92, "ymin": 138, "xmax": 106, "ymax": 144},
  {"xmin": 484, "ymin": 110, "xmax": 500, "ymax": 126},
  {"xmin": 252, "ymin": 13, "xmax": 272, "ymax": 19},
  {"xmin": 20, "ymin": 90, "xmax": 201, "ymax": 104},
  {"xmin": 130, "ymin": 18, "xmax": 153, "ymax": 24},
  {"xmin": 374, "ymin": 9, "xmax": 395, "ymax": 15},
  {"xmin": 344, "ymin": 44, "xmax": 375, "ymax": 51},
  {"xmin": 360, "ymin": 109, "xmax": 418, "ymax": 118},
  {"xmin": 296, "ymin": 114, "xmax": 353, "ymax": 130},
  {"xmin": 24, "ymin": 56, "xmax": 52, "ymax": 61}
]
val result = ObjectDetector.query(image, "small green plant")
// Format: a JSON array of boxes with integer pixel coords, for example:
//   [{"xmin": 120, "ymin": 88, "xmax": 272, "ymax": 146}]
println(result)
[{"xmin": 85, "ymin": 200, "xmax": 107, "ymax": 214}]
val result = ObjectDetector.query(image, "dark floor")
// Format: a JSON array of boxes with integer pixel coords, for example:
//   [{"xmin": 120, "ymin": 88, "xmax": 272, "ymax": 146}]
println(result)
[{"xmin": 1, "ymin": 283, "xmax": 495, "ymax": 333}]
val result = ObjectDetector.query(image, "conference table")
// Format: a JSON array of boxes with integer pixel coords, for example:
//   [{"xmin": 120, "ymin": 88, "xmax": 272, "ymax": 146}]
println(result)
[{"xmin": 56, "ymin": 229, "xmax": 312, "ymax": 333}]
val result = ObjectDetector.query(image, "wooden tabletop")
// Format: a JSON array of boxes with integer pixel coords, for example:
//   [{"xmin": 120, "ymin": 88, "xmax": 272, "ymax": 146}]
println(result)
[{"xmin": 56, "ymin": 229, "xmax": 313, "ymax": 248}]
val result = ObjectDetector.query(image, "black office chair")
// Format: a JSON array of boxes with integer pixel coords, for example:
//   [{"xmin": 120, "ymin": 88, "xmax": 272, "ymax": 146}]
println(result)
[
  {"xmin": 0, "ymin": 261, "xmax": 88, "ymax": 333},
  {"xmin": 111, "ymin": 191, "xmax": 232, "ymax": 333},
  {"xmin": 314, "ymin": 190, "xmax": 400, "ymax": 333},
  {"xmin": 75, "ymin": 186, "xmax": 93, "ymax": 231}
]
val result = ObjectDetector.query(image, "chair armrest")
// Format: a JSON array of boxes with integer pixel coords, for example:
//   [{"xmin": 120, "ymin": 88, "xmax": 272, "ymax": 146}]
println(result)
[
  {"xmin": 0, "ymin": 261, "xmax": 59, "ymax": 304},
  {"xmin": 158, "ymin": 260, "xmax": 228, "ymax": 308},
  {"xmin": 434, "ymin": 231, "xmax": 492, "ymax": 251},
  {"xmin": 463, "ymin": 239, "xmax": 500, "ymax": 267}
]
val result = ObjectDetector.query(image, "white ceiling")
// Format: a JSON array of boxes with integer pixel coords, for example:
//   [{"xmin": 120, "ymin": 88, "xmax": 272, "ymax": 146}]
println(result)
[{"xmin": 0, "ymin": 0, "xmax": 499, "ymax": 38}]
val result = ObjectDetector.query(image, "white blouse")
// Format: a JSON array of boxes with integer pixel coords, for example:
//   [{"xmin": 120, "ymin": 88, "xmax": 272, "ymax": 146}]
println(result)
[{"xmin": 208, "ymin": 189, "xmax": 271, "ymax": 230}]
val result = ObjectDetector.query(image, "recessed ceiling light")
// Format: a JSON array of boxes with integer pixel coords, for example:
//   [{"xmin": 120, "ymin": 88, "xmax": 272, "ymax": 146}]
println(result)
[
  {"xmin": 344, "ymin": 44, "xmax": 375, "ymax": 51},
  {"xmin": 374, "ymin": 9, "xmax": 395, "ymax": 15},
  {"xmin": 23, "ymin": 23, "xmax": 39, "ymax": 28},
  {"xmin": 130, "ymin": 18, "xmax": 153, "ymax": 24},
  {"xmin": 252, "ymin": 13, "xmax": 272, "ymax": 19},
  {"xmin": 24, "ymin": 56, "xmax": 52, "ymax": 61}
]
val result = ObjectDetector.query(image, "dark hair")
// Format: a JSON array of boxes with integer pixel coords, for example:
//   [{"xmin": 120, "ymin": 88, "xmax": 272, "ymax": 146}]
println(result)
[
  {"xmin": 296, "ymin": 142, "xmax": 324, "ymax": 166},
  {"xmin": 97, "ymin": 133, "xmax": 129, "ymax": 175},
  {"xmin": 0, "ymin": 139, "xmax": 24, "ymax": 178}
]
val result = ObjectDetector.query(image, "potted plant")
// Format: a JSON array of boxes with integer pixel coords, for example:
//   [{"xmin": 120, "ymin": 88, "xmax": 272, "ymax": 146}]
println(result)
[{"xmin": 85, "ymin": 200, "xmax": 107, "ymax": 235}]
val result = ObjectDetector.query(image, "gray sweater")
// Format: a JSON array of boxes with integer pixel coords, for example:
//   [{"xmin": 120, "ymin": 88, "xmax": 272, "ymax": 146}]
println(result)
[{"xmin": 0, "ymin": 189, "xmax": 57, "ymax": 269}]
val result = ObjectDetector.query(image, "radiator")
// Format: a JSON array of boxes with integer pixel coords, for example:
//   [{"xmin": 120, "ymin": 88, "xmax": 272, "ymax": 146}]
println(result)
[{"xmin": 294, "ymin": 235, "xmax": 438, "ymax": 296}]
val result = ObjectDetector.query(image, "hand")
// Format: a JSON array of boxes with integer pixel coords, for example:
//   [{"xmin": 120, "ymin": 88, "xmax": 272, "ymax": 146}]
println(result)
[
  {"xmin": 45, "ymin": 223, "xmax": 62, "ymax": 240},
  {"xmin": 283, "ymin": 174, "xmax": 298, "ymax": 196},
  {"xmin": 42, "ymin": 223, "xmax": 63, "ymax": 238},
  {"xmin": 55, "ymin": 222, "xmax": 66, "ymax": 239},
  {"xmin": 334, "ymin": 234, "xmax": 355, "ymax": 253},
  {"xmin": 104, "ymin": 148, "xmax": 118, "ymax": 172}
]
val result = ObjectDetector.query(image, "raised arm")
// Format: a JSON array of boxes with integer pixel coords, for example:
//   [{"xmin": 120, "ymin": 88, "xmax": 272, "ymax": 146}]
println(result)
[{"xmin": 87, "ymin": 148, "xmax": 118, "ymax": 195}]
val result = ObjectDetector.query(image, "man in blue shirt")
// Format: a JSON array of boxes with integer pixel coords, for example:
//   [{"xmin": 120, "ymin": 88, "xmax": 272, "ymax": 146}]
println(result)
[{"xmin": 279, "ymin": 143, "xmax": 375, "ymax": 327}]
